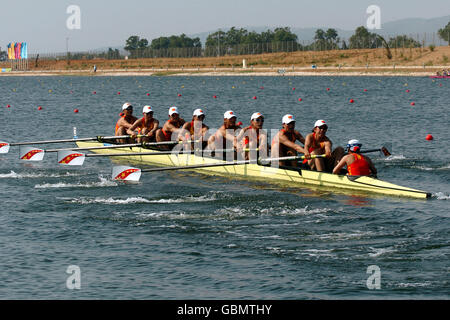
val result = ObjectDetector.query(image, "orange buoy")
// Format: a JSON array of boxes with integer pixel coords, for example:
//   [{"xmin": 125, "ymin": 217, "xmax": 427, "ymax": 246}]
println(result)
[{"xmin": 426, "ymin": 134, "xmax": 433, "ymax": 141}]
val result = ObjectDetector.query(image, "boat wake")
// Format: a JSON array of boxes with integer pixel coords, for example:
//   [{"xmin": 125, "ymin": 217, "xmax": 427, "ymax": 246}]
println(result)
[
  {"xmin": 433, "ymin": 192, "xmax": 450, "ymax": 200},
  {"xmin": 0, "ymin": 170, "xmax": 82, "ymax": 179},
  {"xmin": 62, "ymin": 194, "xmax": 219, "ymax": 205},
  {"xmin": 35, "ymin": 176, "xmax": 117, "ymax": 189}
]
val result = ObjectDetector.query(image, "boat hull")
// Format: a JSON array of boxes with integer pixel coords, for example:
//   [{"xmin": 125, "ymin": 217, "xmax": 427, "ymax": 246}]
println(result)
[{"xmin": 76, "ymin": 141, "xmax": 431, "ymax": 199}]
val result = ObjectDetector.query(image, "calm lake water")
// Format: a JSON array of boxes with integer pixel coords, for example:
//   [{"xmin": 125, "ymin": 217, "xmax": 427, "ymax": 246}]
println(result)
[{"xmin": 0, "ymin": 75, "xmax": 448, "ymax": 299}]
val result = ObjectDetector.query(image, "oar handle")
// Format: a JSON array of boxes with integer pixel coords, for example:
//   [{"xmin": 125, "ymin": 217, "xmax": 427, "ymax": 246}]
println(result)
[{"xmin": 9, "ymin": 135, "xmax": 142, "ymax": 146}]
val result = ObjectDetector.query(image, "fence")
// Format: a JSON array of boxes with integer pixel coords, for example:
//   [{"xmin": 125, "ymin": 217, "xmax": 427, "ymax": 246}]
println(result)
[{"xmin": 1, "ymin": 32, "xmax": 449, "ymax": 62}]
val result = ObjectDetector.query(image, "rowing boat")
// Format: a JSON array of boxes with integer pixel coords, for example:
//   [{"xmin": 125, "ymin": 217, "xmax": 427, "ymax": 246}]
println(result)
[
  {"xmin": 76, "ymin": 141, "xmax": 431, "ymax": 199},
  {"xmin": 429, "ymin": 75, "xmax": 450, "ymax": 79}
]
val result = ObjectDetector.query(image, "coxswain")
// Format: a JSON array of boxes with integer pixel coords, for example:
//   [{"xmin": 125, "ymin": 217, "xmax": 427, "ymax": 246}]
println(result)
[
  {"xmin": 115, "ymin": 102, "xmax": 138, "ymax": 144},
  {"xmin": 127, "ymin": 105, "xmax": 159, "ymax": 143},
  {"xmin": 155, "ymin": 107, "xmax": 185, "ymax": 148},
  {"xmin": 270, "ymin": 114, "xmax": 306, "ymax": 167},
  {"xmin": 207, "ymin": 110, "xmax": 242, "ymax": 158},
  {"xmin": 236, "ymin": 112, "xmax": 268, "ymax": 160},
  {"xmin": 333, "ymin": 139, "xmax": 377, "ymax": 176},
  {"xmin": 179, "ymin": 108, "xmax": 209, "ymax": 144},
  {"xmin": 304, "ymin": 120, "xmax": 345, "ymax": 172}
]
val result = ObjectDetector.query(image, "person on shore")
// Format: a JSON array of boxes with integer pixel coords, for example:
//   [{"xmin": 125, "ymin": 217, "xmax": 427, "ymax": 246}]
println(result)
[
  {"xmin": 207, "ymin": 110, "xmax": 242, "ymax": 157},
  {"xmin": 236, "ymin": 112, "xmax": 268, "ymax": 160},
  {"xmin": 155, "ymin": 107, "xmax": 185, "ymax": 148},
  {"xmin": 179, "ymin": 108, "xmax": 209, "ymax": 144},
  {"xmin": 303, "ymin": 120, "xmax": 345, "ymax": 172},
  {"xmin": 115, "ymin": 102, "xmax": 138, "ymax": 144},
  {"xmin": 127, "ymin": 105, "xmax": 159, "ymax": 143},
  {"xmin": 333, "ymin": 139, "xmax": 377, "ymax": 176},
  {"xmin": 270, "ymin": 114, "xmax": 306, "ymax": 167}
]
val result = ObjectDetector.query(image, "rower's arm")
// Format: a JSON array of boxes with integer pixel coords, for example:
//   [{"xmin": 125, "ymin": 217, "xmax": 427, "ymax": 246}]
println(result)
[
  {"xmin": 126, "ymin": 119, "xmax": 141, "ymax": 136},
  {"xmin": 279, "ymin": 134, "xmax": 305, "ymax": 154},
  {"xmin": 295, "ymin": 131, "xmax": 306, "ymax": 145},
  {"xmin": 149, "ymin": 120, "xmax": 159, "ymax": 136},
  {"xmin": 324, "ymin": 140, "xmax": 332, "ymax": 157},
  {"xmin": 366, "ymin": 156, "xmax": 377, "ymax": 176},
  {"xmin": 332, "ymin": 156, "xmax": 349, "ymax": 174}
]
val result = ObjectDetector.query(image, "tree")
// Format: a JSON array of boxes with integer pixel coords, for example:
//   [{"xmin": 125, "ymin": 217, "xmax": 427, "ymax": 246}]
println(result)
[
  {"xmin": 388, "ymin": 35, "xmax": 421, "ymax": 48},
  {"xmin": 349, "ymin": 26, "xmax": 378, "ymax": 49},
  {"xmin": 438, "ymin": 21, "xmax": 450, "ymax": 45},
  {"xmin": 124, "ymin": 36, "xmax": 140, "ymax": 51}
]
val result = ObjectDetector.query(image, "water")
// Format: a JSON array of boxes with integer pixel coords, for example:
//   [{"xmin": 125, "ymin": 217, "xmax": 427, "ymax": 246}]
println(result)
[{"xmin": 0, "ymin": 75, "xmax": 448, "ymax": 299}]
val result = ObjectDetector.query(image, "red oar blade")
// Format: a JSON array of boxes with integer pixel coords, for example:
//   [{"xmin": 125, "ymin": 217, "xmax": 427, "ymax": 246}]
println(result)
[
  {"xmin": 0, "ymin": 142, "xmax": 10, "ymax": 154},
  {"xmin": 381, "ymin": 146, "xmax": 391, "ymax": 157},
  {"xmin": 57, "ymin": 150, "xmax": 86, "ymax": 166},
  {"xmin": 112, "ymin": 166, "xmax": 142, "ymax": 182},
  {"xmin": 19, "ymin": 146, "xmax": 45, "ymax": 161}
]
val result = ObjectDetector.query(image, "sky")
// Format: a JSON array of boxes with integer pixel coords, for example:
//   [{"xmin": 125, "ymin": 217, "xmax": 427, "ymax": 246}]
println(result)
[{"xmin": 1, "ymin": 0, "xmax": 449, "ymax": 53}]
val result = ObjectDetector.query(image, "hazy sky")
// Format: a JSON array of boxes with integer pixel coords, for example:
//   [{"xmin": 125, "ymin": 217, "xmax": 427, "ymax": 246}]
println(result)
[{"xmin": 1, "ymin": 0, "xmax": 449, "ymax": 53}]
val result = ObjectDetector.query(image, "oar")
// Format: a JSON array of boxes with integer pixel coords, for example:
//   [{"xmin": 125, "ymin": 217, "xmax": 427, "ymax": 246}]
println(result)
[
  {"xmin": 111, "ymin": 154, "xmax": 326, "ymax": 182},
  {"xmin": 55, "ymin": 148, "xmax": 260, "ymax": 166},
  {"xmin": 360, "ymin": 146, "xmax": 391, "ymax": 157},
  {"xmin": 0, "ymin": 134, "xmax": 147, "ymax": 154}
]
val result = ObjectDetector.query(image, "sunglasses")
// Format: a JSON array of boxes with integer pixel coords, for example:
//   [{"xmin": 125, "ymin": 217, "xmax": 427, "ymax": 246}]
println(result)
[
  {"xmin": 254, "ymin": 118, "xmax": 264, "ymax": 122},
  {"xmin": 318, "ymin": 125, "xmax": 328, "ymax": 130}
]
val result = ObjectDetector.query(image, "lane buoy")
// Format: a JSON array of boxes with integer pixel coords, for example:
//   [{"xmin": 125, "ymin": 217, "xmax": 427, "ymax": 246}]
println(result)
[
  {"xmin": 350, "ymin": 99, "xmax": 355, "ymax": 103},
  {"xmin": 406, "ymin": 89, "xmax": 410, "ymax": 93},
  {"xmin": 326, "ymin": 88, "xmax": 330, "ymax": 91},
  {"xmin": 252, "ymin": 96, "xmax": 257, "ymax": 100},
  {"xmin": 93, "ymin": 91, "xmax": 96, "ymax": 94},
  {"xmin": 298, "ymin": 98, "xmax": 302, "ymax": 102},
  {"xmin": 74, "ymin": 109, "xmax": 79, "ymax": 113},
  {"xmin": 410, "ymin": 102, "xmax": 415, "ymax": 106},
  {"xmin": 38, "ymin": 106, "xmax": 42, "ymax": 110},
  {"xmin": 178, "ymin": 93, "xmax": 182, "ymax": 97},
  {"xmin": 213, "ymin": 95, "xmax": 217, "ymax": 99},
  {"xmin": 426, "ymin": 134, "xmax": 433, "ymax": 141},
  {"xmin": 7, "ymin": 105, "xmax": 10, "ymax": 108},
  {"xmin": 146, "ymin": 93, "xmax": 150, "ymax": 96},
  {"xmin": 117, "ymin": 92, "xmax": 121, "ymax": 95},
  {"xmin": 363, "ymin": 89, "xmax": 368, "ymax": 92},
  {"xmin": 237, "ymin": 121, "xmax": 243, "ymax": 126}
]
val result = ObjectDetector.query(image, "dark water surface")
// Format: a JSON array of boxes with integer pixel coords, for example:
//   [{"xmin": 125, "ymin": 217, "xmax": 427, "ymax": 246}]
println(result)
[{"xmin": 0, "ymin": 75, "xmax": 448, "ymax": 299}]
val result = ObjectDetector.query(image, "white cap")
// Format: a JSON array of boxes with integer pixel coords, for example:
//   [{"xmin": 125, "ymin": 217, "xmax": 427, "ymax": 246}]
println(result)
[
  {"xmin": 122, "ymin": 102, "xmax": 133, "ymax": 110},
  {"xmin": 224, "ymin": 110, "xmax": 237, "ymax": 119},
  {"xmin": 169, "ymin": 106, "xmax": 179, "ymax": 116},
  {"xmin": 193, "ymin": 108, "xmax": 205, "ymax": 117},
  {"xmin": 282, "ymin": 114, "xmax": 295, "ymax": 124},
  {"xmin": 314, "ymin": 119, "xmax": 327, "ymax": 128},
  {"xmin": 347, "ymin": 139, "xmax": 362, "ymax": 152},
  {"xmin": 251, "ymin": 112, "xmax": 263, "ymax": 121},
  {"xmin": 143, "ymin": 105, "xmax": 153, "ymax": 113}
]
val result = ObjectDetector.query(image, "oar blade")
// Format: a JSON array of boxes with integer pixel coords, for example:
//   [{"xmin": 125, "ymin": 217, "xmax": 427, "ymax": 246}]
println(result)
[
  {"xmin": 19, "ymin": 146, "xmax": 45, "ymax": 161},
  {"xmin": 381, "ymin": 146, "xmax": 392, "ymax": 157},
  {"xmin": 0, "ymin": 142, "xmax": 10, "ymax": 154},
  {"xmin": 112, "ymin": 166, "xmax": 142, "ymax": 182},
  {"xmin": 57, "ymin": 150, "xmax": 86, "ymax": 166}
]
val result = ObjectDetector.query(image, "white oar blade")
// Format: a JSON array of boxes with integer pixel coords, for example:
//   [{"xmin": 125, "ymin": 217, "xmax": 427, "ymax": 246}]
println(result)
[
  {"xmin": 19, "ymin": 146, "xmax": 45, "ymax": 161},
  {"xmin": 0, "ymin": 142, "xmax": 10, "ymax": 154},
  {"xmin": 57, "ymin": 150, "xmax": 86, "ymax": 166},
  {"xmin": 112, "ymin": 166, "xmax": 142, "ymax": 182}
]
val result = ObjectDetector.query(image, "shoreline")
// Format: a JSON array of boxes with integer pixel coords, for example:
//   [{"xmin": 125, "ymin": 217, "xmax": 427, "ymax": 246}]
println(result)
[{"xmin": 1, "ymin": 66, "xmax": 448, "ymax": 77}]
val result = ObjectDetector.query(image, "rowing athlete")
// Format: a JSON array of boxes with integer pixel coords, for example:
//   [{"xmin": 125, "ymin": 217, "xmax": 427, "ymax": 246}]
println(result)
[
  {"xmin": 207, "ymin": 110, "xmax": 242, "ymax": 157},
  {"xmin": 333, "ymin": 139, "xmax": 377, "ymax": 176},
  {"xmin": 127, "ymin": 105, "xmax": 159, "ymax": 143},
  {"xmin": 270, "ymin": 114, "xmax": 306, "ymax": 167},
  {"xmin": 155, "ymin": 107, "xmax": 185, "ymax": 148},
  {"xmin": 179, "ymin": 108, "xmax": 209, "ymax": 144},
  {"xmin": 236, "ymin": 112, "xmax": 268, "ymax": 160},
  {"xmin": 304, "ymin": 120, "xmax": 345, "ymax": 172},
  {"xmin": 115, "ymin": 102, "xmax": 138, "ymax": 143}
]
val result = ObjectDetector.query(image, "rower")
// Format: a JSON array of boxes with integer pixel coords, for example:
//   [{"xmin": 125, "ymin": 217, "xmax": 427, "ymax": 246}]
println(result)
[
  {"xmin": 127, "ymin": 105, "xmax": 159, "ymax": 143},
  {"xmin": 155, "ymin": 106, "xmax": 185, "ymax": 148},
  {"xmin": 179, "ymin": 108, "xmax": 209, "ymax": 145},
  {"xmin": 270, "ymin": 114, "xmax": 306, "ymax": 167},
  {"xmin": 236, "ymin": 112, "xmax": 268, "ymax": 160},
  {"xmin": 304, "ymin": 120, "xmax": 345, "ymax": 172},
  {"xmin": 207, "ymin": 110, "xmax": 242, "ymax": 159},
  {"xmin": 115, "ymin": 102, "xmax": 138, "ymax": 144},
  {"xmin": 333, "ymin": 139, "xmax": 377, "ymax": 176}
]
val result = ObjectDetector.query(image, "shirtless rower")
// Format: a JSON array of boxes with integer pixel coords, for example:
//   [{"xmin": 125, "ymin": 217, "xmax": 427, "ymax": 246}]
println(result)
[
  {"xmin": 179, "ymin": 108, "xmax": 209, "ymax": 144},
  {"xmin": 236, "ymin": 112, "xmax": 268, "ymax": 160},
  {"xmin": 304, "ymin": 120, "xmax": 345, "ymax": 172},
  {"xmin": 207, "ymin": 110, "xmax": 242, "ymax": 159},
  {"xmin": 270, "ymin": 114, "xmax": 306, "ymax": 167},
  {"xmin": 115, "ymin": 102, "xmax": 138, "ymax": 143},
  {"xmin": 333, "ymin": 139, "xmax": 377, "ymax": 176},
  {"xmin": 155, "ymin": 106, "xmax": 185, "ymax": 149},
  {"xmin": 127, "ymin": 105, "xmax": 159, "ymax": 143}
]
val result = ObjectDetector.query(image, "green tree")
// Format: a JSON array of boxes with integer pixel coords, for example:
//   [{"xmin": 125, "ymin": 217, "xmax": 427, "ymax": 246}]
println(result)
[
  {"xmin": 349, "ymin": 26, "xmax": 378, "ymax": 49},
  {"xmin": 388, "ymin": 35, "xmax": 421, "ymax": 48},
  {"xmin": 438, "ymin": 21, "xmax": 450, "ymax": 45}
]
